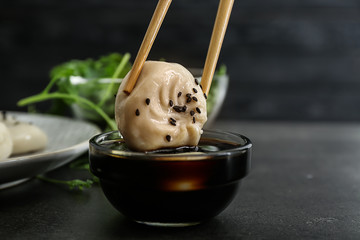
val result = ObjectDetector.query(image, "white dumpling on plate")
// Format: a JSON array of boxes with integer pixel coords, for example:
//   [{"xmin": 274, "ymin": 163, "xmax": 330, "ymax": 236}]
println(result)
[
  {"xmin": 1, "ymin": 112, "xmax": 47, "ymax": 156},
  {"xmin": 0, "ymin": 122, "xmax": 13, "ymax": 161}
]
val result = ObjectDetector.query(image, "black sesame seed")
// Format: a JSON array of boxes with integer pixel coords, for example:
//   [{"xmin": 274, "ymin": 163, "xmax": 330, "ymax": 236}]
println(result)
[
  {"xmin": 173, "ymin": 106, "xmax": 181, "ymax": 112},
  {"xmin": 204, "ymin": 93, "xmax": 208, "ymax": 99},
  {"xmin": 200, "ymin": 85, "xmax": 203, "ymax": 89},
  {"xmin": 146, "ymin": 98, "xmax": 150, "ymax": 105},
  {"xmin": 186, "ymin": 93, "xmax": 191, "ymax": 98},
  {"xmin": 192, "ymin": 96, "xmax": 198, "ymax": 102},
  {"xmin": 187, "ymin": 97, "xmax": 192, "ymax": 103},
  {"xmin": 178, "ymin": 92, "xmax": 182, "ymax": 97},
  {"xmin": 195, "ymin": 78, "xmax": 199, "ymax": 85},
  {"xmin": 193, "ymin": 88, "xmax": 198, "ymax": 93},
  {"xmin": 169, "ymin": 117, "xmax": 177, "ymax": 126},
  {"xmin": 173, "ymin": 105, "xmax": 187, "ymax": 113},
  {"xmin": 190, "ymin": 110, "xmax": 195, "ymax": 116},
  {"xmin": 196, "ymin": 107, "xmax": 201, "ymax": 114},
  {"xmin": 193, "ymin": 117, "xmax": 196, "ymax": 123},
  {"xmin": 169, "ymin": 100, "xmax": 174, "ymax": 107},
  {"xmin": 135, "ymin": 109, "xmax": 140, "ymax": 116},
  {"xmin": 114, "ymin": 94, "xmax": 117, "ymax": 98},
  {"xmin": 166, "ymin": 135, "xmax": 171, "ymax": 142}
]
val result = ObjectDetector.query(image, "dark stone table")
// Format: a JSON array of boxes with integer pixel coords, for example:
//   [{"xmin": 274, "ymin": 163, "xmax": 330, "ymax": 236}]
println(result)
[{"xmin": 1, "ymin": 120, "xmax": 360, "ymax": 239}]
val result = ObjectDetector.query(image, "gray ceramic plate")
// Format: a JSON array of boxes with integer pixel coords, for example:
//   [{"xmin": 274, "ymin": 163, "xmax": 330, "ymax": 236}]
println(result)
[{"xmin": 0, "ymin": 112, "xmax": 101, "ymax": 188}]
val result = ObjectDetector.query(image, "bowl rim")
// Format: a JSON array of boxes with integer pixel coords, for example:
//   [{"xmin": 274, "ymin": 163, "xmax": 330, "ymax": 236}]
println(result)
[
  {"xmin": 89, "ymin": 129, "xmax": 252, "ymax": 161},
  {"xmin": 69, "ymin": 71, "xmax": 229, "ymax": 84}
]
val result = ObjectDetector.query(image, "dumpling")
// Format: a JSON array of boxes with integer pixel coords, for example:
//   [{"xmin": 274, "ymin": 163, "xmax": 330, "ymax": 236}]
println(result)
[
  {"xmin": 115, "ymin": 61, "xmax": 207, "ymax": 152},
  {"xmin": 0, "ymin": 122, "xmax": 12, "ymax": 161}
]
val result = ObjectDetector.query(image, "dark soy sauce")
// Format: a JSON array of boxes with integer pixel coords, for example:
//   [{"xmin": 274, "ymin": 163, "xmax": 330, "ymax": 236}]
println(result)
[
  {"xmin": 99, "ymin": 137, "xmax": 239, "ymax": 153},
  {"xmin": 90, "ymin": 138, "xmax": 250, "ymax": 224}
]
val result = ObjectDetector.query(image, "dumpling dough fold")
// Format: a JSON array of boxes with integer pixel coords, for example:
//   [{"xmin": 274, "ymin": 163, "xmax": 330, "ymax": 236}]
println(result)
[{"xmin": 115, "ymin": 61, "xmax": 207, "ymax": 152}]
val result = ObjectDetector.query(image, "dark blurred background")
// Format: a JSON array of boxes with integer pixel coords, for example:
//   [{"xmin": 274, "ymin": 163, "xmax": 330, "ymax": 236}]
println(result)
[{"xmin": 1, "ymin": 0, "xmax": 360, "ymax": 121}]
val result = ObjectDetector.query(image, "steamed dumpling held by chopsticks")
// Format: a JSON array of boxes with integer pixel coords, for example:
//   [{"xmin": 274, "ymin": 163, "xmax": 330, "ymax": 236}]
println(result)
[{"xmin": 115, "ymin": 61, "xmax": 207, "ymax": 152}]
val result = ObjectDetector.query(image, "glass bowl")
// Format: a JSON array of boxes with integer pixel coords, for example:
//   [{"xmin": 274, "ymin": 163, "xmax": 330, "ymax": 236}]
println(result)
[
  {"xmin": 70, "ymin": 69, "xmax": 228, "ymax": 127},
  {"xmin": 69, "ymin": 76, "xmax": 121, "ymax": 124},
  {"xmin": 89, "ymin": 130, "xmax": 251, "ymax": 227}
]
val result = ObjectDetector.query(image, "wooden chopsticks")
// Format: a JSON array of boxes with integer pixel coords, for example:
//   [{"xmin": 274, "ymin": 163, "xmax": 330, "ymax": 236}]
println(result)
[
  {"xmin": 123, "ymin": 0, "xmax": 172, "ymax": 94},
  {"xmin": 123, "ymin": 0, "xmax": 233, "ymax": 96},
  {"xmin": 201, "ymin": 0, "xmax": 234, "ymax": 96}
]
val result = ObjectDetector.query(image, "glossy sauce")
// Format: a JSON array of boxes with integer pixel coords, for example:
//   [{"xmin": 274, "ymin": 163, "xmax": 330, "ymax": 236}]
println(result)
[{"xmin": 90, "ymin": 138, "xmax": 250, "ymax": 224}]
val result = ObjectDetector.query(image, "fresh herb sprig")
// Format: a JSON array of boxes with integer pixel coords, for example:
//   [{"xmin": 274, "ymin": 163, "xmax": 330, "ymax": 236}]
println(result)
[
  {"xmin": 18, "ymin": 92, "xmax": 117, "ymax": 130},
  {"xmin": 36, "ymin": 175, "xmax": 94, "ymax": 191},
  {"xmin": 36, "ymin": 156, "xmax": 98, "ymax": 190},
  {"xmin": 17, "ymin": 53, "xmax": 131, "ymax": 130}
]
